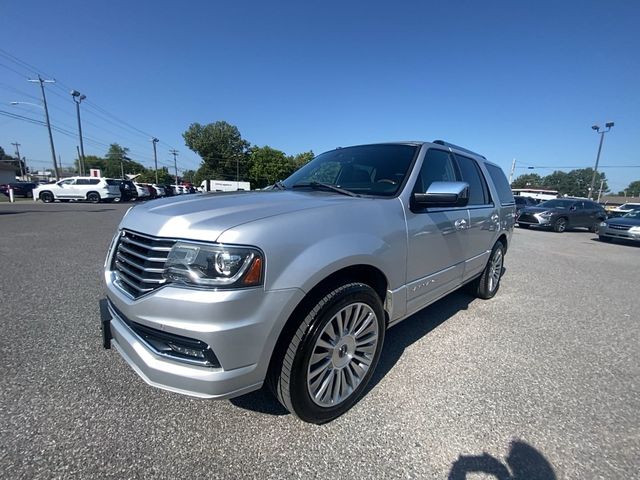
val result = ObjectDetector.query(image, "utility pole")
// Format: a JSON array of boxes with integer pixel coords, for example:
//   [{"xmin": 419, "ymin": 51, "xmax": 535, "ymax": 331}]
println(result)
[
  {"xmin": 597, "ymin": 179, "xmax": 605, "ymax": 203},
  {"xmin": 11, "ymin": 142, "xmax": 24, "ymax": 178},
  {"xmin": 152, "ymin": 138, "xmax": 159, "ymax": 184},
  {"xmin": 170, "ymin": 149, "xmax": 179, "ymax": 185},
  {"xmin": 71, "ymin": 90, "xmax": 86, "ymax": 176},
  {"xmin": 508, "ymin": 158, "xmax": 516, "ymax": 185},
  {"xmin": 28, "ymin": 76, "xmax": 59, "ymax": 179},
  {"xmin": 589, "ymin": 122, "xmax": 614, "ymax": 200}
]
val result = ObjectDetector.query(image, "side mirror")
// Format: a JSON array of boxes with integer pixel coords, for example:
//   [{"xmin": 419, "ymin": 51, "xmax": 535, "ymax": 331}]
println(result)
[{"xmin": 412, "ymin": 181, "xmax": 469, "ymax": 209}]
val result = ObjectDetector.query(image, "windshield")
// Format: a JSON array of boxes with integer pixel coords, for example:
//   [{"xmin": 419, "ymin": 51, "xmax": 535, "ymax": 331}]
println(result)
[
  {"xmin": 538, "ymin": 199, "xmax": 574, "ymax": 209},
  {"xmin": 282, "ymin": 144, "xmax": 418, "ymax": 196},
  {"xmin": 620, "ymin": 203, "xmax": 640, "ymax": 209},
  {"xmin": 623, "ymin": 210, "xmax": 640, "ymax": 219}
]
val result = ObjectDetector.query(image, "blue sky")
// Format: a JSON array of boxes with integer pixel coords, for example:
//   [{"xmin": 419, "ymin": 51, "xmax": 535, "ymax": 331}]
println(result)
[{"xmin": 1, "ymin": 0, "xmax": 638, "ymax": 192}]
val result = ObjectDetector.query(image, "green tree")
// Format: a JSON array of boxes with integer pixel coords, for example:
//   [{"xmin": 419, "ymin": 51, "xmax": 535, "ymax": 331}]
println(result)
[
  {"xmin": 183, "ymin": 121, "xmax": 250, "ymax": 180},
  {"xmin": 511, "ymin": 173, "xmax": 543, "ymax": 189},
  {"xmin": 624, "ymin": 180, "xmax": 640, "ymax": 196},
  {"xmin": 181, "ymin": 169, "xmax": 197, "ymax": 183},
  {"xmin": 288, "ymin": 151, "xmax": 315, "ymax": 169},
  {"xmin": 136, "ymin": 167, "xmax": 174, "ymax": 184},
  {"xmin": 247, "ymin": 145, "xmax": 293, "ymax": 188}
]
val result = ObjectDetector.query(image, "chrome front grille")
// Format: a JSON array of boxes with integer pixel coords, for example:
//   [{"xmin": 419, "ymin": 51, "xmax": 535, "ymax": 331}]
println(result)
[
  {"xmin": 112, "ymin": 230, "xmax": 175, "ymax": 298},
  {"xmin": 608, "ymin": 224, "xmax": 631, "ymax": 231}
]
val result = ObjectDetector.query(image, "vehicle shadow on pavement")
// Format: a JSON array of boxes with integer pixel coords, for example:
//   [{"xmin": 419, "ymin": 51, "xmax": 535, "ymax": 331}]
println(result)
[
  {"xmin": 448, "ymin": 439, "xmax": 556, "ymax": 479},
  {"xmin": 230, "ymin": 291, "xmax": 475, "ymax": 417},
  {"xmin": 366, "ymin": 290, "xmax": 474, "ymax": 394},
  {"xmin": 590, "ymin": 237, "xmax": 640, "ymax": 248}
]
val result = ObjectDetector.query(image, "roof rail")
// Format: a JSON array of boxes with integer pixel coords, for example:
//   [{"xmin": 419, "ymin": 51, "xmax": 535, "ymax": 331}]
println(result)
[{"xmin": 433, "ymin": 140, "xmax": 486, "ymax": 159}]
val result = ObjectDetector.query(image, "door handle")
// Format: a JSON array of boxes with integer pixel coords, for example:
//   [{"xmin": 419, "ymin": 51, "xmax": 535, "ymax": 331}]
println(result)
[{"xmin": 454, "ymin": 218, "xmax": 468, "ymax": 230}]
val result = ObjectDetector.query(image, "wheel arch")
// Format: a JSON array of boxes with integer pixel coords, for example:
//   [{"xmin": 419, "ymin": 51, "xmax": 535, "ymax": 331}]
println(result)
[{"xmin": 265, "ymin": 263, "xmax": 388, "ymax": 391}]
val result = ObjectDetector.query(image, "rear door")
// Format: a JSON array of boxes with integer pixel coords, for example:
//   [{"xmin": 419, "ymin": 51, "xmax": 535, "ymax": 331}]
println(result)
[
  {"xmin": 453, "ymin": 154, "xmax": 499, "ymax": 282},
  {"xmin": 404, "ymin": 148, "xmax": 468, "ymax": 314}
]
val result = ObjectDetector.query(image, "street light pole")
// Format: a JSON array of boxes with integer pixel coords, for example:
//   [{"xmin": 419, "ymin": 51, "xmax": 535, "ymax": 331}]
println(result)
[
  {"xmin": 28, "ymin": 76, "xmax": 59, "ymax": 179},
  {"xmin": 588, "ymin": 122, "xmax": 614, "ymax": 200},
  {"xmin": 71, "ymin": 90, "xmax": 87, "ymax": 176},
  {"xmin": 170, "ymin": 149, "xmax": 179, "ymax": 185},
  {"xmin": 152, "ymin": 138, "xmax": 159, "ymax": 184}
]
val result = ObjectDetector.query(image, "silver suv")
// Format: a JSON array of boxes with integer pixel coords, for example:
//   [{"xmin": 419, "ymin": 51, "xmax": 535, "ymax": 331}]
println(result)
[{"xmin": 100, "ymin": 141, "xmax": 515, "ymax": 423}]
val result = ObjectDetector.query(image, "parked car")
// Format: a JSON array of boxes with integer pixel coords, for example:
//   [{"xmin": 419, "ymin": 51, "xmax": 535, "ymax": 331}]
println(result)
[
  {"xmin": 517, "ymin": 198, "xmax": 607, "ymax": 232},
  {"xmin": 606, "ymin": 202, "xmax": 640, "ymax": 218},
  {"xmin": 100, "ymin": 140, "xmax": 515, "ymax": 423},
  {"xmin": 33, "ymin": 177, "xmax": 121, "ymax": 203},
  {"xmin": 133, "ymin": 183, "xmax": 151, "ymax": 200},
  {"xmin": 109, "ymin": 179, "xmax": 138, "ymax": 203},
  {"xmin": 0, "ymin": 182, "xmax": 37, "ymax": 198},
  {"xmin": 152, "ymin": 184, "xmax": 166, "ymax": 197},
  {"xmin": 597, "ymin": 209, "xmax": 640, "ymax": 243},
  {"xmin": 514, "ymin": 195, "xmax": 538, "ymax": 217}
]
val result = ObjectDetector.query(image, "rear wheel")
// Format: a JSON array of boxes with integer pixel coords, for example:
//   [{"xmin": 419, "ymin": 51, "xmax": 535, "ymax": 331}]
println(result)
[
  {"xmin": 87, "ymin": 192, "xmax": 101, "ymax": 204},
  {"xmin": 553, "ymin": 217, "xmax": 568, "ymax": 233},
  {"xmin": 272, "ymin": 282, "xmax": 385, "ymax": 424},
  {"xmin": 40, "ymin": 191, "xmax": 54, "ymax": 203}
]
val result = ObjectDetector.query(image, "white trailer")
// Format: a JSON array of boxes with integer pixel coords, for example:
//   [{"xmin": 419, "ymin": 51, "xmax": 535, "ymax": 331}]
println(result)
[{"xmin": 201, "ymin": 180, "xmax": 250, "ymax": 192}]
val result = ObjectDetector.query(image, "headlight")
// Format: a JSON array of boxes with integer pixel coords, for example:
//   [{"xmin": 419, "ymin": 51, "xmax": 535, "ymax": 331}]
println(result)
[
  {"xmin": 163, "ymin": 242, "xmax": 263, "ymax": 288},
  {"xmin": 538, "ymin": 211, "xmax": 553, "ymax": 218},
  {"xmin": 629, "ymin": 226, "xmax": 640, "ymax": 233},
  {"xmin": 599, "ymin": 221, "xmax": 607, "ymax": 227}
]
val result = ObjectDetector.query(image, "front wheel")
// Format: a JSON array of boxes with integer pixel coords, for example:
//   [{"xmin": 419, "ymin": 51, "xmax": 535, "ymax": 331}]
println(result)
[
  {"xmin": 40, "ymin": 191, "xmax": 54, "ymax": 203},
  {"xmin": 272, "ymin": 283, "xmax": 385, "ymax": 424},
  {"xmin": 553, "ymin": 217, "xmax": 568, "ymax": 233}
]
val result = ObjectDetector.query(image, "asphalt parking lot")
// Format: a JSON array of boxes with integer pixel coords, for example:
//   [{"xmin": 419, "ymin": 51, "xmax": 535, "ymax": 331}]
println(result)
[{"xmin": 1, "ymin": 201, "xmax": 638, "ymax": 479}]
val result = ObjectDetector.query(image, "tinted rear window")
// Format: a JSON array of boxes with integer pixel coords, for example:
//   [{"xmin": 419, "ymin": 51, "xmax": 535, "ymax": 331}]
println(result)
[
  {"xmin": 485, "ymin": 164, "xmax": 514, "ymax": 205},
  {"xmin": 105, "ymin": 179, "xmax": 119, "ymax": 186}
]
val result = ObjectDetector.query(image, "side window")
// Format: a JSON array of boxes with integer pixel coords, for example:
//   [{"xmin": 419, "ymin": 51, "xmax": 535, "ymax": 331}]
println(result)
[
  {"xmin": 454, "ymin": 154, "xmax": 490, "ymax": 205},
  {"xmin": 485, "ymin": 164, "xmax": 514, "ymax": 206},
  {"xmin": 574, "ymin": 202, "xmax": 585, "ymax": 210},
  {"xmin": 60, "ymin": 179, "xmax": 75, "ymax": 185},
  {"xmin": 413, "ymin": 149, "xmax": 458, "ymax": 194},
  {"xmin": 89, "ymin": 179, "xmax": 100, "ymax": 185},
  {"xmin": 76, "ymin": 179, "xmax": 88, "ymax": 185}
]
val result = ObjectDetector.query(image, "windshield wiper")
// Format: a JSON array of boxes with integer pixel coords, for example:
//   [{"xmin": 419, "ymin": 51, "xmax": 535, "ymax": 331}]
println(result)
[
  {"xmin": 272, "ymin": 181, "xmax": 287, "ymax": 190},
  {"xmin": 291, "ymin": 181, "xmax": 359, "ymax": 197}
]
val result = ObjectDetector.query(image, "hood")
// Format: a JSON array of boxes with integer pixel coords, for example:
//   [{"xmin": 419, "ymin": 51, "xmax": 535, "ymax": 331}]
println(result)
[
  {"xmin": 120, "ymin": 190, "xmax": 356, "ymax": 242},
  {"xmin": 606, "ymin": 216, "xmax": 640, "ymax": 227},
  {"xmin": 521, "ymin": 206, "xmax": 553, "ymax": 214}
]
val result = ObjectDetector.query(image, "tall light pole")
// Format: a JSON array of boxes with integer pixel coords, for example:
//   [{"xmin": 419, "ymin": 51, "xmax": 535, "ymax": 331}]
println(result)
[
  {"xmin": 71, "ymin": 90, "xmax": 86, "ymax": 175},
  {"xmin": 151, "ymin": 138, "xmax": 159, "ymax": 184},
  {"xmin": 28, "ymin": 76, "xmax": 59, "ymax": 180},
  {"xmin": 169, "ymin": 149, "xmax": 179, "ymax": 185},
  {"xmin": 588, "ymin": 122, "xmax": 614, "ymax": 200}
]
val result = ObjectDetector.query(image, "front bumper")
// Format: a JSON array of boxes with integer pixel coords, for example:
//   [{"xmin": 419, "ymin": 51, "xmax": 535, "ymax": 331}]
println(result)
[
  {"xmin": 516, "ymin": 212, "xmax": 552, "ymax": 226},
  {"xmin": 597, "ymin": 225, "xmax": 640, "ymax": 241},
  {"xmin": 101, "ymin": 278, "xmax": 305, "ymax": 399}
]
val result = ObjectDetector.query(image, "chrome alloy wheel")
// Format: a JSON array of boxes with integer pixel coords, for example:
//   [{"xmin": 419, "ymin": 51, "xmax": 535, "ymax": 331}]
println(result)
[
  {"xmin": 488, "ymin": 248, "xmax": 503, "ymax": 293},
  {"xmin": 307, "ymin": 302, "xmax": 379, "ymax": 407}
]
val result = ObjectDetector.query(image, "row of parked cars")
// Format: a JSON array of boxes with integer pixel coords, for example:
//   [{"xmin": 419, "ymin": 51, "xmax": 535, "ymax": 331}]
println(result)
[
  {"xmin": 515, "ymin": 196, "xmax": 640, "ymax": 243},
  {"xmin": 0, "ymin": 178, "xmax": 197, "ymax": 204}
]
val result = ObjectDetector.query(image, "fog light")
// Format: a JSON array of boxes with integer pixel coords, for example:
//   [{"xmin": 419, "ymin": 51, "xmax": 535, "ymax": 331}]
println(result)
[{"xmin": 167, "ymin": 343, "xmax": 206, "ymax": 359}]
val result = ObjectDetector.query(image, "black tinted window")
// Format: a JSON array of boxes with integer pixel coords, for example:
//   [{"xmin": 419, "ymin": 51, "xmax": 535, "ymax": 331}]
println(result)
[
  {"xmin": 414, "ymin": 149, "xmax": 458, "ymax": 194},
  {"xmin": 455, "ymin": 154, "xmax": 489, "ymax": 205},
  {"xmin": 89, "ymin": 179, "xmax": 100, "ymax": 185},
  {"xmin": 485, "ymin": 164, "xmax": 514, "ymax": 205},
  {"xmin": 75, "ymin": 179, "xmax": 89, "ymax": 185}
]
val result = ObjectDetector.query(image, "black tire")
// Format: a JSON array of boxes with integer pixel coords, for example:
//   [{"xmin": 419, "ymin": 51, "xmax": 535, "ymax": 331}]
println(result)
[
  {"xmin": 517, "ymin": 223, "xmax": 530, "ymax": 229},
  {"xmin": 40, "ymin": 191, "xmax": 54, "ymax": 203},
  {"xmin": 553, "ymin": 217, "xmax": 568, "ymax": 233},
  {"xmin": 272, "ymin": 282, "xmax": 385, "ymax": 424},
  {"xmin": 470, "ymin": 241, "xmax": 505, "ymax": 300},
  {"xmin": 599, "ymin": 235, "xmax": 613, "ymax": 243},
  {"xmin": 87, "ymin": 192, "xmax": 101, "ymax": 204}
]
